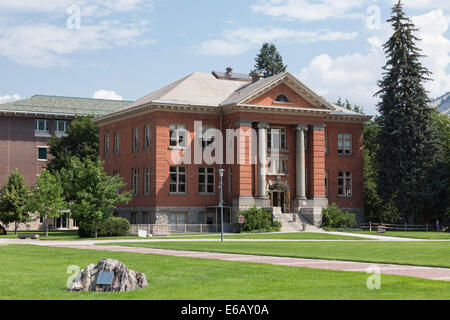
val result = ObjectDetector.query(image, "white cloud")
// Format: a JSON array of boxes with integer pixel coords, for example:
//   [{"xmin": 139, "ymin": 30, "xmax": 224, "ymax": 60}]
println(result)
[
  {"xmin": 93, "ymin": 90, "xmax": 123, "ymax": 100},
  {"xmin": 0, "ymin": 94, "xmax": 22, "ymax": 104},
  {"xmin": 0, "ymin": 20, "xmax": 151, "ymax": 67},
  {"xmin": 402, "ymin": 0, "xmax": 450, "ymax": 11},
  {"xmin": 196, "ymin": 27, "xmax": 358, "ymax": 56},
  {"xmin": 298, "ymin": 9, "xmax": 450, "ymax": 115},
  {"xmin": 251, "ymin": 0, "xmax": 369, "ymax": 21}
]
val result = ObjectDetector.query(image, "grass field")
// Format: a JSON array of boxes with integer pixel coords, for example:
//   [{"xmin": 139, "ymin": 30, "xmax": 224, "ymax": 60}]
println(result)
[
  {"xmin": 349, "ymin": 231, "xmax": 450, "ymax": 240},
  {"xmin": 106, "ymin": 241, "xmax": 450, "ymax": 268},
  {"xmin": 1, "ymin": 245, "xmax": 449, "ymax": 300},
  {"xmin": 0, "ymin": 230, "xmax": 370, "ymax": 241}
]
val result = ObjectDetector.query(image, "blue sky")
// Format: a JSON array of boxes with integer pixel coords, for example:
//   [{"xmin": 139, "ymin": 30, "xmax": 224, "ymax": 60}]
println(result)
[{"xmin": 0, "ymin": 0, "xmax": 449, "ymax": 115}]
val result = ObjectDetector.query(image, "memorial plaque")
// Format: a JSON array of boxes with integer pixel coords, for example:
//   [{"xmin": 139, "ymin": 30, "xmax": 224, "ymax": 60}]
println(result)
[
  {"xmin": 138, "ymin": 229, "xmax": 147, "ymax": 238},
  {"xmin": 96, "ymin": 272, "xmax": 114, "ymax": 285}
]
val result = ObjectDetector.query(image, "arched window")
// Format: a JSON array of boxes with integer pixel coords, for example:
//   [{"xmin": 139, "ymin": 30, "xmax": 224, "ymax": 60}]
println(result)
[{"xmin": 275, "ymin": 94, "xmax": 290, "ymax": 103}]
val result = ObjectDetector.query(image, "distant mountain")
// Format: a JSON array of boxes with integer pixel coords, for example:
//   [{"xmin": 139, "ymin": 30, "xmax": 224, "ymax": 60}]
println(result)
[{"xmin": 430, "ymin": 92, "xmax": 450, "ymax": 115}]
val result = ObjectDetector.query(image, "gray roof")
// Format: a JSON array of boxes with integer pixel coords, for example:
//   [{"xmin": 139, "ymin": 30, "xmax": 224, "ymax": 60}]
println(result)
[
  {"xmin": 0, "ymin": 95, "xmax": 132, "ymax": 117},
  {"xmin": 101, "ymin": 71, "xmax": 369, "ymax": 120}
]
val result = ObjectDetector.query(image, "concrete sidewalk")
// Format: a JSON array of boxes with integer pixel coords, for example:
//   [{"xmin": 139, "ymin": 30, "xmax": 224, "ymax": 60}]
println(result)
[{"xmin": 39, "ymin": 243, "xmax": 450, "ymax": 282}]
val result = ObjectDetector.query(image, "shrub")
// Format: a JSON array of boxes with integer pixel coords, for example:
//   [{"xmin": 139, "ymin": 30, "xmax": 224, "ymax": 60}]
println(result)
[
  {"xmin": 78, "ymin": 217, "xmax": 130, "ymax": 238},
  {"xmin": 239, "ymin": 205, "xmax": 280, "ymax": 233},
  {"xmin": 321, "ymin": 204, "xmax": 357, "ymax": 229}
]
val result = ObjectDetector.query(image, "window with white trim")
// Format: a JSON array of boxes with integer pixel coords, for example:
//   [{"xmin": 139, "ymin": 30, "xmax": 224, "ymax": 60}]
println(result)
[
  {"xmin": 144, "ymin": 125, "xmax": 151, "ymax": 150},
  {"xmin": 55, "ymin": 120, "xmax": 69, "ymax": 133},
  {"xmin": 268, "ymin": 158, "xmax": 287, "ymax": 175},
  {"xmin": 104, "ymin": 135, "xmax": 110, "ymax": 158},
  {"xmin": 114, "ymin": 132, "xmax": 120, "ymax": 155},
  {"xmin": 132, "ymin": 128, "xmax": 139, "ymax": 152},
  {"xmin": 144, "ymin": 167, "xmax": 150, "ymax": 195},
  {"xmin": 275, "ymin": 94, "xmax": 290, "ymax": 103},
  {"xmin": 169, "ymin": 166, "xmax": 186, "ymax": 193},
  {"xmin": 324, "ymin": 132, "xmax": 328, "ymax": 155},
  {"xmin": 199, "ymin": 125, "xmax": 216, "ymax": 149},
  {"xmin": 338, "ymin": 172, "xmax": 352, "ymax": 196},
  {"xmin": 338, "ymin": 133, "xmax": 352, "ymax": 155},
  {"xmin": 267, "ymin": 127, "xmax": 286, "ymax": 151},
  {"xmin": 35, "ymin": 119, "xmax": 50, "ymax": 132},
  {"xmin": 169, "ymin": 124, "xmax": 187, "ymax": 148},
  {"xmin": 199, "ymin": 167, "xmax": 214, "ymax": 194},
  {"xmin": 132, "ymin": 168, "xmax": 139, "ymax": 196},
  {"xmin": 37, "ymin": 147, "xmax": 48, "ymax": 161}
]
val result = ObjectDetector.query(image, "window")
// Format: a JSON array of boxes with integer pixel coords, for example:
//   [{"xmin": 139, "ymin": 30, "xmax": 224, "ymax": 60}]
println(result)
[
  {"xmin": 144, "ymin": 125, "xmax": 151, "ymax": 150},
  {"xmin": 104, "ymin": 135, "xmax": 110, "ymax": 158},
  {"xmin": 169, "ymin": 212, "xmax": 187, "ymax": 231},
  {"xmin": 199, "ymin": 125, "xmax": 216, "ymax": 149},
  {"xmin": 142, "ymin": 212, "xmax": 150, "ymax": 224},
  {"xmin": 338, "ymin": 172, "xmax": 352, "ymax": 196},
  {"xmin": 144, "ymin": 167, "xmax": 150, "ymax": 195},
  {"xmin": 325, "ymin": 171, "xmax": 329, "ymax": 197},
  {"xmin": 268, "ymin": 158, "xmax": 287, "ymax": 174},
  {"xmin": 169, "ymin": 124, "xmax": 186, "ymax": 148},
  {"xmin": 338, "ymin": 133, "xmax": 352, "ymax": 155},
  {"xmin": 132, "ymin": 128, "xmax": 139, "ymax": 152},
  {"xmin": 228, "ymin": 167, "xmax": 233, "ymax": 194},
  {"xmin": 324, "ymin": 132, "xmax": 328, "ymax": 155},
  {"xmin": 114, "ymin": 132, "xmax": 120, "ymax": 155},
  {"xmin": 38, "ymin": 147, "xmax": 48, "ymax": 161},
  {"xmin": 55, "ymin": 120, "xmax": 69, "ymax": 133},
  {"xmin": 169, "ymin": 166, "xmax": 186, "ymax": 193},
  {"xmin": 132, "ymin": 168, "xmax": 139, "ymax": 196},
  {"xmin": 275, "ymin": 94, "xmax": 290, "ymax": 103},
  {"xmin": 202, "ymin": 212, "xmax": 215, "ymax": 225},
  {"xmin": 199, "ymin": 167, "xmax": 215, "ymax": 194},
  {"xmin": 267, "ymin": 127, "xmax": 287, "ymax": 150},
  {"xmin": 131, "ymin": 212, "xmax": 137, "ymax": 225},
  {"xmin": 113, "ymin": 171, "xmax": 120, "ymax": 194},
  {"xmin": 35, "ymin": 119, "xmax": 50, "ymax": 134}
]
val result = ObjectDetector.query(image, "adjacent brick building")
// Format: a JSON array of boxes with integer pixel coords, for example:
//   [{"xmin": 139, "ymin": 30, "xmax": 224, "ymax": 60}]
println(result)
[
  {"xmin": 96, "ymin": 71, "xmax": 370, "ymax": 230},
  {"xmin": 0, "ymin": 95, "xmax": 130, "ymax": 231}
]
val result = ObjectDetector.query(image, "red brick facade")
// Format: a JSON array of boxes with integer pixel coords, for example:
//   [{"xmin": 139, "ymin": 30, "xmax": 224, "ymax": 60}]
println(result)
[{"xmin": 97, "ymin": 72, "xmax": 369, "ymax": 226}]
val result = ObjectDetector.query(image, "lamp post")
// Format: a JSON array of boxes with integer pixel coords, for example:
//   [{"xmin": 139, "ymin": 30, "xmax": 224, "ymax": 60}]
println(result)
[{"xmin": 219, "ymin": 168, "xmax": 224, "ymax": 242}]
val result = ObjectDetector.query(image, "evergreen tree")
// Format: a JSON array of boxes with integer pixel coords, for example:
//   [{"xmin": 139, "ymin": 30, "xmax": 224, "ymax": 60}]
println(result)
[
  {"xmin": 254, "ymin": 43, "xmax": 287, "ymax": 77},
  {"xmin": 335, "ymin": 97, "xmax": 364, "ymax": 115},
  {"xmin": 375, "ymin": 1, "xmax": 446, "ymax": 223},
  {"xmin": 0, "ymin": 170, "xmax": 31, "ymax": 234}
]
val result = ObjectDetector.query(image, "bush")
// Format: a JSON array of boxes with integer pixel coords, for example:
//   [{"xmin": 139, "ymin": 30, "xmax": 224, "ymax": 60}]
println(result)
[
  {"xmin": 78, "ymin": 217, "xmax": 130, "ymax": 238},
  {"xmin": 239, "ymin": 205, "xmax": 280, "ymax": 233},
  {"xmin": 321, "ymin": 203, "xmax": 357, "ymax": 229}
]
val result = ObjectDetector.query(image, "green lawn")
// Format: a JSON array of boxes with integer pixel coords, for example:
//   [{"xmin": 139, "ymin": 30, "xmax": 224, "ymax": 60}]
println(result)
[
  {"xmin": 0, "ymin": 245, "xmax": 449, "ymax": 300},
  {"xmin": 0, "ymin": 230, "xmax": 369, "ymax": 241},
  {"xmin": 349, "ymin": 231, "xmax": 450, "ymax": 240},
  {"xmin": 106, "ymin": 241, "xmax": 450, "ymax": 268}
]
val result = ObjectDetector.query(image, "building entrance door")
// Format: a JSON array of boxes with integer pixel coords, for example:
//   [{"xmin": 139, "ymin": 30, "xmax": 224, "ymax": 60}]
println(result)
[{"xmin": 270, "ymin": 191, "xmax": 291, "ymax": 213}]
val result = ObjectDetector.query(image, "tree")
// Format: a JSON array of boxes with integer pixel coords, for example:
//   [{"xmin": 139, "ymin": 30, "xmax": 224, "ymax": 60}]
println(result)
[
  {"xmin": 336, "ymin": 97, "xmax": 364, "ymax": 115},
  {"xmin": 27, "ymin": 169, "xmax": 67, "ymax": 237},
  {"xmin": 254, "ymin": 43, "xmax": 287, "ymax": 77},
  {"xmin": 0, "ymin": 170, "xmax": 31, "ymax": 234},
  {"xmin": 60, "ymin": 158, "xmax": 131, "ymax": 238},
  {"xmin": 47, "ymin": 116, "xmax": 100, "ymax": 173},
  {"xmin": 375, "ymin": 1, "xmax": 446, "ymax": 223}
]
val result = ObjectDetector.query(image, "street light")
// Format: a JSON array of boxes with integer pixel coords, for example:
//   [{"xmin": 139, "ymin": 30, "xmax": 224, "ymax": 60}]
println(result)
[{"xmin": 218, "ymin": 168, "xmax": 224, "ymax": 242}]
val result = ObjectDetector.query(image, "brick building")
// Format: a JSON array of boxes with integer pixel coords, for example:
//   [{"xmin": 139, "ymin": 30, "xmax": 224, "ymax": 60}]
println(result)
[
  {"xmin": 96, "ymin": 70, "xmax": 370, "ymax": 231},
  {"xmin": 0, "ymin": 95, "xmax": 130, "ymax": 231}
]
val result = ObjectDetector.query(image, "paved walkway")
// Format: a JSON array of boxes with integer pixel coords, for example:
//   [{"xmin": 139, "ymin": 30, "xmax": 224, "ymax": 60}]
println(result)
[{"xmin": 3, "ymin": 239, "xmax": 448, "ymax": 282}]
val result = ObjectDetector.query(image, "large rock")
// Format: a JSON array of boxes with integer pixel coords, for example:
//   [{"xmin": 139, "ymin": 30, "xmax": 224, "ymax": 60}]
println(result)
[{"xmin": 67, "ymin": 259, "xmax": 148, "ymax": 292}]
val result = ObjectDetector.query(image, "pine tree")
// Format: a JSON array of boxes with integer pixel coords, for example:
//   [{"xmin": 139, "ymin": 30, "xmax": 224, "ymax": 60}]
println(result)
[
  {"xmin": 375, "ymin": 1, "xmax": 446, "ymax": 223},
  {"xmin": 254, "ymin": 43, "xmax": 287, "ymax": 77}
]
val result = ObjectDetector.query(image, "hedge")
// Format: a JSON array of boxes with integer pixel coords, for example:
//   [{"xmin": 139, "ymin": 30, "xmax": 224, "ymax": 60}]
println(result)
[
  {"xmin": 321, "ymin": 203, "xmax": 357, "ymax": 228},
  {"xmin": 78, "ymin": 217, "xmax": 130, "ymax": 238}
]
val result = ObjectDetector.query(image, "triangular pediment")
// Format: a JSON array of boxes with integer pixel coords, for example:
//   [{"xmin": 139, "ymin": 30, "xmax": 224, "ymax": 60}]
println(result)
[{"xmin": 222, "ymin": 72, "xmax": 334, "ymax": 111}]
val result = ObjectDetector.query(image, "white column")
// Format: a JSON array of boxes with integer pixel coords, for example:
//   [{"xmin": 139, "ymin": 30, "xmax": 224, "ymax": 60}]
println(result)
[
  {"xmin": 294, "ymin": 125, "xmax": 308, "ymax": 200},
  {"xmin": 256, "ymin": 122, "xmax": 269, "ymax": 199}
]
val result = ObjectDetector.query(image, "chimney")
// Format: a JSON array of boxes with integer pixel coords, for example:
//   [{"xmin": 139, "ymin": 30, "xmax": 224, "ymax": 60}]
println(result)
[{"xmin": 249, "ymin": 71, "xmax": 264, "ymax": 83}]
